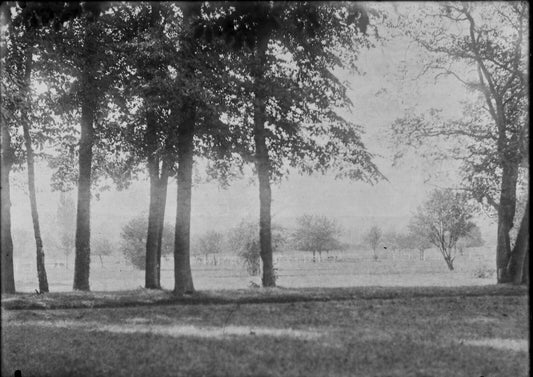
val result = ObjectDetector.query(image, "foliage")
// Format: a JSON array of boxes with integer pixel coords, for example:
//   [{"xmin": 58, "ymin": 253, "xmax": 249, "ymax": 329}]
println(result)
[
  {"xmin": 292, "ymin": 215, "xmax": 341, "ymax": 259},
  {"xmin": 227, "ymin": 220, "xmax": 286, "ymax": 275},
  {"xmin": 410, "ymin": 188, "xmax": 477, "ymax": 270},
  {"xmin": 199, "ymin": 2, "xmax": 384, "ymax": 183},
  {"xmin": 120, "ymin": 214, "xmax": 174, "ymax": 270},
  {"xmin": 363, "ymin": 225, "xmax": 382, "ymax": 260},
  {"xmin": 193, "ymin": 231, "xmax": 225, "ymax": 264},
  {"xmin": 55, "ymin": 192, "xmax": 76, "ymax": 266}
]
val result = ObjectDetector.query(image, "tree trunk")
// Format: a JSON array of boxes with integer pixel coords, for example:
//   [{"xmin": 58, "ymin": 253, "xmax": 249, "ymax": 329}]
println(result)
[
  {"xmin": 73, "ymin": 22, "xmax": 98, "ymax": 291},
  {"xmin": 1, "ymin": 120, "xmax": 16, "ymax": 294},
  {"xmin": 98, "ymin": 255, "xmax": 104, "ymax": 268},
  {"xmin": 156, "ymin": 162, "xmax": 169, "ymax": 285},
  {"xmin": 506, "ymin": 198, "xmax": 529, "ymax": 285},
  {"xmin": 21, "ymin": 43, "xmax": 49, "ymax": 293},
  {"xmin": 173, "ymin": 100, "xmax": 195, "ymax": 295},
  {"xmin": 444, "ymin": 255, "xmax": 454, "ymax": 271},
  {"xmin": 496, "ymin": 161, "xmax": 519, "ymax": 283},
  {"xmin": 252, "ymin": 35, "xmax": 276, "ymax": 288},
  {"xmin": 1, "ymin": 3, "xmax": 15, "ymax": 294},
  {"xmin": 145, "ymin": 111, "xmax": 161, "ymax": 288}
]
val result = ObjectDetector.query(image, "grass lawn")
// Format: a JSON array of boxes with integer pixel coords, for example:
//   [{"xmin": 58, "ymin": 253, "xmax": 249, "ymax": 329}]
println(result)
[{"xmin": 1, "ymin": 286, "xmax": 529, "ymax": 377}]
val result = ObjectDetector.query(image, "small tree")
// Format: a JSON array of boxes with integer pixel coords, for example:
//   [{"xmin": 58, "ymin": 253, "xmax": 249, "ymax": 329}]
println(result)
[
  {"xmin": 399, "ymin": 230, "xmax": 432, "ymax": 261},
  {"xmin": 364, "ymin": 226, "xmax": 383, "ymax": 261},
  {"xmin": 56, "ymin": 192, "xmax": 76, "ymax": 269},
  {"xmin": 92, "ymin": 235, "xmax": 114, "ymax": 268},
  {"xmin": 195, "ymin": 231, "xmax": 224, "ymax": 265},
  {"xmin": 227, "ymin": 220, "xmax": 285, "ymax": 276},
  {"xmin": 410, "ymin": 189, "xmax": 477, "ymax": 270},
  {"xmin": 120, "ymin": 215, "xmax": 173, "ymax": 270},
  {"xmin": 293, "ymin": 215, "xmax": 341, "ymax": 262}
]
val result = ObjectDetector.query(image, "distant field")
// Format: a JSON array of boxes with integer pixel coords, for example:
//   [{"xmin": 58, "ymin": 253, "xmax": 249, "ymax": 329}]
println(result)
[{"xmin": 13, "ymin": 247, "xmax": 496, "ymax": 292}]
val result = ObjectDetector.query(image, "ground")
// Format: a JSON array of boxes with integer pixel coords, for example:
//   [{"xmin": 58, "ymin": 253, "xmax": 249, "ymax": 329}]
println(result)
[
  {"xmin": 1, "ymin": 286, "xmax": 528, "ymax": 377},
  {"xmin": 13, "ymin": 247, "xmax": 496, "ymax": 292}
]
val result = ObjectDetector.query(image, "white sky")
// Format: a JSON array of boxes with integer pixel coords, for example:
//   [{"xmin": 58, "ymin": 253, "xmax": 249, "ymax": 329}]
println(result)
[{"xmin": 9, "ymin": 9, "xmax": 497, "ymax": 249}]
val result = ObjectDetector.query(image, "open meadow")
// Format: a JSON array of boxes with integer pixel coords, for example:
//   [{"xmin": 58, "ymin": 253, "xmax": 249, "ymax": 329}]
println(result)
[{"xmin": 12, "ymin": 247, "xmax": 496, "ymax": 292}]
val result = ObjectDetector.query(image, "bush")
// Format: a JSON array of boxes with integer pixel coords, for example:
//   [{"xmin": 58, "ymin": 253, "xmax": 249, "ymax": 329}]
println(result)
[
  {"xmin": 227, "ymin": 220, "xmax": 286, "ymax": 276},
  {"xmin": 120, "ymin": 214, "xmax": 174, "ymax": 270},
  {"xmin": 472, "ymin": 266, "xmax": 496, "ymax": 279}
]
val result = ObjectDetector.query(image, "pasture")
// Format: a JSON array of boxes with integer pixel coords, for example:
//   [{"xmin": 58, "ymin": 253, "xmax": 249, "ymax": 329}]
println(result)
[{"xmin": 12, "ymin": 247, "xmax": 496, "ymax": 292}]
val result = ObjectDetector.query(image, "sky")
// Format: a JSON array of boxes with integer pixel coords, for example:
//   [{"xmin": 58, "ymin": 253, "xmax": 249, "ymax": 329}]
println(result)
[{"xmin": 8, "ymin": 5, "xmax": 498, "ymax": 252}]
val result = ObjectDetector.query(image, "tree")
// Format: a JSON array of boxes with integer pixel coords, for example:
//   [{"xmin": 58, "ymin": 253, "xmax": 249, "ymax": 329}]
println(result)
[
  {"xmin": 364, "ymin": 226, "xmax": 382, "ymax": 261},
  {"xmin": 195, "ymin": 231, "xmax": 224, "ymax": 265},
  {"xmin": 120, "ymin": 214, "xmax": 174, "ymax": 271},
  {"xmin": 399, "ymin": 230, "xmax": 433, "ymax": 261},
  {"xmin": 227, "ymin": 220, "xmax": 286, "ymax": 276},
  {"xmin": 293, "ymin": 215, "xmax": 341, "ymax": 262},
  {"xmin": 7, "ymin": 6, "xmax": 52, "ymax": 293},
  {"xmin": 456, "ymin": 224, "xmax": 484, "ymax": 255},
  {"xmin": 91, "ymin": 235, "xmax": 113, "ymax": 268},
  {"xmin": 56, "ymin": 192, "xmax": 76, "ymax": 268},
  {"xmin": 392, "ymin": 2, "xmax": 529, "ymax": 282},
  {"xmin": 1, "ymin": 2, "xmax": 17, "ymax": 293},
  {"xmin": 410, "ymin": 189, "xmax": 477, "ymax": 270},
  {"xmin": 200, "ymin": 2, "xmax": 383, "ymax": 287}
]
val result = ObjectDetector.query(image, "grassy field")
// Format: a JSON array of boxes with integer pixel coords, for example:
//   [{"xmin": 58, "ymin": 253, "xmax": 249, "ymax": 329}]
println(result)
[
  {"xmin": 1, "ymin": 286, "xmax": 529, "ymax": 377},
  {"xmin": 12, "ymin": 247, "xmax": 497, "ymax": 292}
]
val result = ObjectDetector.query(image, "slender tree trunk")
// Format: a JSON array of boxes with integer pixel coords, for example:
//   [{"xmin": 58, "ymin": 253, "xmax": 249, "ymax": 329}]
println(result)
[
  {"xmin": 252, "ymin": 36, "xmax": 276, "ymax": 288},
  {"xmin": 506, "ymin": 198, "xmax": 529, "ymax": 284},
  {"xmin": 73, "ymin": 22, "xmax": 98, "ymax": 291},
  {"xmin": 21, "ymin": 44, "xmax": 49, "ymax": 293},
  {"xmin": 173, "ymin": 100, "xmax": 195, "ymax": 295},
  {"xmin": 496, "ymin": 161, "xmax": 519, "ymax": 283},
  {"xmin": 1, "ymin": 3, "xmax": 15, "ymax": 294}
]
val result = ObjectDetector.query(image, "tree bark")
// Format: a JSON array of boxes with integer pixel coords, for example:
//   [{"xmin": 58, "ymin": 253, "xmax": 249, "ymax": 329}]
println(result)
[
  {"xmin": 21, "ymin": 43, "xmax": 49, "ymax": 293},
  {"xmin": 145, "ymin": 111, "xmax": 161, "ymax": 288},
  {"xmin": 73, "ymin": 21, "xmax": 98, "ymax": 291},
  {"xmin": 506, "ymin": 197, "xmax": 529, "ymax": 285},
  {"xmin": 252, "ymin": 35, "xmax": 276, "ymax": 288},
  {"xmin": 1, "ymin": 3, "xmax": 15, "ymax": 294},
  {"xmin": 496, "ymin": 161, "xmax": 519, "ymax": 283},
  {"xmin": 156, "ymin": 163, "xmax": 169, "ymax": 284},
  {"xmin": 1, "ymin": 121, "xmax": 16, "ymax": 294},
  {"xmin": 173, "ymin": 100, "xmax": 195, "ymax": 295}
]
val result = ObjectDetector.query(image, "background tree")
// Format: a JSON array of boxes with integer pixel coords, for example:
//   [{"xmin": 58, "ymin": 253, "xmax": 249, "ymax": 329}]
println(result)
[
  {"xmin": 120, "ymin": 214, "xmax": 174, "ymax": 271},
  {"xmin": 293, "ymin": 215, "xmax": 341, "ymax": 262},
  {"xmin": 392, "ymin": 2, "xmax": 529, "ymax": 282},
  {"xmin": 91, "ymin": 234, "xmax": 114, "ymax": 268},
  {"xmin": 410, "ymin": 189, "xmax": 477, "ymax": 270},
  {"xmin": 400, "ymin": 229, "xmax": 433, "ymax": 261},
  {"xmin": 195, "ymin": 231, "xmax": 224, "ymax": 265},
  {"xmin": 364, "ymin": 225, "xmax": 383, "ymax": 261},
  {"xmin": 456, "ymin": 224, "xmax": 485, "ymax": 255},
  {"xmin": 227, "ymin": 220, "xmax": 286, "ymax": 276},
  {"xmin": 56, "ymin": 192, "xmax": 76, "ymax": 268}
]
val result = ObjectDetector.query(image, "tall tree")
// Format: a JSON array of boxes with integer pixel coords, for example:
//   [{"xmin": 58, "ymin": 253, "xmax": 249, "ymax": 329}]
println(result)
[
  {"xmin": 200, "ymin": 1, "xmax": 383, "ymax": 287},
  {"xmin": 0, "ymin": 2, "xmax": 17, "ymax": 294},
  {"xmin": 392, "ymin": 2, "xmax": 529, "ymax": 282}
]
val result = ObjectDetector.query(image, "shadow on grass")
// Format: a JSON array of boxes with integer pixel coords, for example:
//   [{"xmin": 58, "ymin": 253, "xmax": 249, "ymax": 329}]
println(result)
[{"xmin": 1, "ymin": 285, "xmax": 527, "ymax": 311}]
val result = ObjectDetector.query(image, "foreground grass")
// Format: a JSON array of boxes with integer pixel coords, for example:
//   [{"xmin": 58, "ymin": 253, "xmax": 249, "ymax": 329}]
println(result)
[
  {"xmin": 1, "ymin": 284, "xmax": 526, "ymax": 310},
  {"xmin": 1, "ymin": 286, "xmax": 529, "ymax": 377}
]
